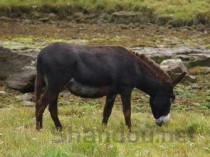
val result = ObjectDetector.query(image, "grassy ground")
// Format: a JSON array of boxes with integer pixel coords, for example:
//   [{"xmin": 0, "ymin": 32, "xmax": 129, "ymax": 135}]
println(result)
[
  {"xmin": 0, "ymin": 74, "xmax": 210, "ymax": 157},
  {"xmin": 0, "ymin": 0, "xmax": 210, "ymax": 25}
]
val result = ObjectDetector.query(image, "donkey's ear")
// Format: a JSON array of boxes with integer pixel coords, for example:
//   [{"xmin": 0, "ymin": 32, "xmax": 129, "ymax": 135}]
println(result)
[{"xmin": 172, "ymin": 72, "xmax": 187, "ymax": 87}]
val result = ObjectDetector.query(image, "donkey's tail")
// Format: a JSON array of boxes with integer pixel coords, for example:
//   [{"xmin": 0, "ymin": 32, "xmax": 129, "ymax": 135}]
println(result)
[
  {"xmin": 35, "ymin": 54, "xmax": 44, "ymax": 103},
  {"xmin": 35, "ymin": 72, "xmax": 44, "ymax": 103}
]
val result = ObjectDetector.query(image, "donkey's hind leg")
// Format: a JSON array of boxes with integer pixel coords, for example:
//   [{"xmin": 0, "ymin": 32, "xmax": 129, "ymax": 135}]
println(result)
[
  {"xmin": 48, "ymin": 94, "xmax": 62, "ymax": 131},
  {"xmin": 36, "ymin": 89, "xmax": 58, "ymax": 130}
]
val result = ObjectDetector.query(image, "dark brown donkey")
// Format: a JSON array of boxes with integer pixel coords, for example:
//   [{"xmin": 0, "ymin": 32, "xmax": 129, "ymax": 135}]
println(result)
[{"xmin": 35, "ymin": 42, "xmax": 186, "ymax": 130}]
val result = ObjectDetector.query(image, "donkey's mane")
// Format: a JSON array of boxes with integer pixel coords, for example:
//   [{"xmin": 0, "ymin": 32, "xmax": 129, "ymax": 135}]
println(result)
[{"xmin": 129, "ymin": 50, "xmax": 171, "ymax": 83}]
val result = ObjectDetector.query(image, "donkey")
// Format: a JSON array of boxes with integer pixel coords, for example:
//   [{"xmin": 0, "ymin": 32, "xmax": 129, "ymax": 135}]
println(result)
[{"xmin": 35, "ymin": 42, "xmax": 186, "ymax": 130}]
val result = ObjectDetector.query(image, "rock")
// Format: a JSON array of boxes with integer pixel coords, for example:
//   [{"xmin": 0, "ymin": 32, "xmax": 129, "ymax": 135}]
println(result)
[
  {"xmin": 15, "ymin": 93, "xmax": 34, "ymax": 102},
  {"xmin": 185, "ymin": 75, "xmax": 197, "ymax": 83},
  {"xmin": 111, "ymin": 12, "xmax": 139, "ymax": 24},
  {"xmin": 16, "ymin": 93, "xmax": 35, "ymax": 107},
  {"xmin": 192, "ymin": 84, "xmax": 200, "ymax": 89},
  {"xmin": 22, "ymin": 101, "xmax": 35, "ymax": 107},
  {"xmin": 160, "ymin": 58, "xmax": 196, "ymax": 82},
  {"xmin": 38, "ymin": 13, "xmax": 59, "ymax": 22},
  {"xmin": 39, "ymin": 17, "xmax": 50, "ymax": 22},
  {"xmin": 160, "ymin": 59, "xmax": 188, "ymax": 73},
  {"xmin": 0, "ymin": 46, "xmax": 37, "ymax": 92},
  {"xmin": 111, "ymin": 11, "xmax": 154, "ymax": 24},
  {"xmin": 188, "ymin": 54, "xmax": 210, "ymax": 67},
  {"xmin": 190, "ymin": 67, "xmax": 210, "ymax": 75},
  {"xmin": 0, "ymin": 91, "xmax": 6, "ymax": 94},
  {"xmin": 0, "ymin": 16, "xmax": 12, "ymax": 22},
  {"xmin": 47, "ymin": 13, "xmax": 59, "ymax": 20},
  {"xmin": 6, "ymin": 69, "xmax": 36, "ymax": 93}
]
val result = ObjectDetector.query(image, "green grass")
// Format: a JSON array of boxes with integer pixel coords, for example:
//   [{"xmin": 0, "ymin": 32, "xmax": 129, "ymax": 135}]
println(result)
[
  {"xmin": 0, "ymin": 0, "xmax": 210, "ymax": 25},
  {"xmin": 0, "ymin": 100, "xmax": 210, "ymax": 156},
  {"xmin": 0, "ymin": 76, "xmax": 210, "ymax": 157}
]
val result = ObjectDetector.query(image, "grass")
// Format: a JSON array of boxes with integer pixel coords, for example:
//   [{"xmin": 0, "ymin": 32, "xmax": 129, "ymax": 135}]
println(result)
[
  {"xmin": 0, "ymin": 74, "xmax": 210, "ymax": 156},
  {"xmin": 0, "ymin": 0, "xmax": 210, "ymax": 25}
]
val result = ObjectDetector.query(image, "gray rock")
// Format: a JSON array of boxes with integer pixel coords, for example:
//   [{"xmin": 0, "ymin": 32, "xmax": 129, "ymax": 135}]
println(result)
[
  {"xmin": 160, "ymin": 59, "xmax": 188, "ymax": 73},
  {"xmin": 192, "ymin": 84, "xmax": 200, "ymax": 89},
  {"xmin": 0, "ymin": 16, "xmax": 12, "ymax": 22},
  {"xmin": 15, "ymin": 93, "xmax": 34, "ymax": 102},
  {"xmin": 39, "ymin": 17, "xmax": 50, "ymax": 22},
  {"xmin": 0, "ymin": 46, "xmax": 37, "ymax": 92},
  {"xmin": 6, "ymin": 69, "xmax": 36, "ymax": 93},
  {"xmin": 22, "ymin": 101, "xmax": 35, "ymax": 107},
  {"xmin": 190, "ymin": 67, "xmax": 210, "ymax": 75},
  {"xmin": 160, "ymin": 58, "xmax": 196, "ymax": 82},
  {"xmin": 15, "ymin": 93, "xmax": 35, "ymax": 107},
  {"xmin": 23, "ymin": 101, "xmax": 35, "ymax": 107}
]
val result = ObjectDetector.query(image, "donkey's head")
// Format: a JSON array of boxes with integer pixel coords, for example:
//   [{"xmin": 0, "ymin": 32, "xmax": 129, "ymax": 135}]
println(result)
[{"xmin": 149, "ymin": 72, "xmax": 186, "ymax": 126}]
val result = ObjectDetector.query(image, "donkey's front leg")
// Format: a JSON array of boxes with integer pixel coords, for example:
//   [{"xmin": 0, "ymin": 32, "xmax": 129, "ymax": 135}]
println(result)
[
  {"xmin": 120, "ymin": 88, "xmax": 132, "ymax": 131},
  {"xmin": 102, "ymin": 92, "xmax": 117, "ymax": 125}
]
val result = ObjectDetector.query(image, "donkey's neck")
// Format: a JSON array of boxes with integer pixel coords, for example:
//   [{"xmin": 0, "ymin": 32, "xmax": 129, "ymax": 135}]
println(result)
[{"xmin": 136, "ymin": 72, "xmax": 163, "ymax": 96}]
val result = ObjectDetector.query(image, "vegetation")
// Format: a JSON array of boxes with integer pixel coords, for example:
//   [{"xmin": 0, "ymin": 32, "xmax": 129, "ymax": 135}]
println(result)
[
  {"xmin": 0, "ymin": 0, "xmax": 210, "ymax": 26},
  {"xmin": 0, "ymin": 74, "xmax": 210, "ymax": 156}
]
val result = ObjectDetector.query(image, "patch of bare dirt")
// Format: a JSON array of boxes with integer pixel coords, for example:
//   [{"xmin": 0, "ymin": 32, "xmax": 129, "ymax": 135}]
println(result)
[{"xmin": 0, "ymin": 20, "xmax": 210, "ymax": 48}]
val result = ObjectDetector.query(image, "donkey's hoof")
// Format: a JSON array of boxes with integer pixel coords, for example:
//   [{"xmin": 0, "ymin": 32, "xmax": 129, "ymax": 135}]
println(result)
[
  {"xmin": 36, "ymin": 126, "xmax": 42, "ymax": 131},
  {"xmin": 56, "ymin": 126, "xmax": 63, "ymax": 132},
  {"xmin": 36, "ymin": 123, "xmax": 43, "ymax": 131}
]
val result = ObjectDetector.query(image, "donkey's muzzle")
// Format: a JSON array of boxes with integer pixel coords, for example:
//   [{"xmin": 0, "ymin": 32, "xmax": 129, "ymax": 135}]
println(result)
[{"xmin": 155, "ymin": 114, "xmax": 170, "ymax": 127}]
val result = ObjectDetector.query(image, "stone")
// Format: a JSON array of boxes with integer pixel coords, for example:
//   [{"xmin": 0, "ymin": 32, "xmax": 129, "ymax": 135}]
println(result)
[
  {"xmin": 6, "ymin": 69, "xmax": 36, "ymax": 93},
  {"xmin": 22, "ymin": 101, "xmax": 35, "ymax": 107},
  {"xmin": 188, "ymin": 54, "xmax": 210, "ymax": 67},
  {"xmin": 0, "ymin": 91, "xmax": 6, "ymax": 94},
  {"xmin": 0, "ymin": 16, "xmax": 12, "ymax": 22},
  {"xmin": 160, "ymin": 58, "xmax": 188, "ymax": 74},
  {"xmin": 192, "ymin": 84, "xmax": 200, "ymax": 89},
  {"xmin": 190, "ymin": 66, "xmax": 210, "ymax": 75},
  {"xmin": 15, "ymin": 93, "xmax": 35, "ymax": 106},
  {"xmin": 0, "ymin": 46, "xmax": 37, "ymax": 93},
  {"xmin": 160, "ymin": 58, "xmax": 196, "ymax": 82},
  {"xmin": 185, "ymin": 75, "xmax": 197, "ymax": 83},
  {"xmin": 15, "ymin": 93, "xmax": 34, "ymax": 102},
  {"xmin": 111, "ymin": 11, "xmax": 154, "ymax": 24},
  {"xmin": 39, "ymin": 17, "xmax": 50, "ymax": 22}
]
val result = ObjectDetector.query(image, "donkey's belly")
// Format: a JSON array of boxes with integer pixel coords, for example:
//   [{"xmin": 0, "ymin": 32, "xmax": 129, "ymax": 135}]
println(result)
[{"xmin": 65, "ymin": 79, "xmax": 111, "ymax": 98}]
